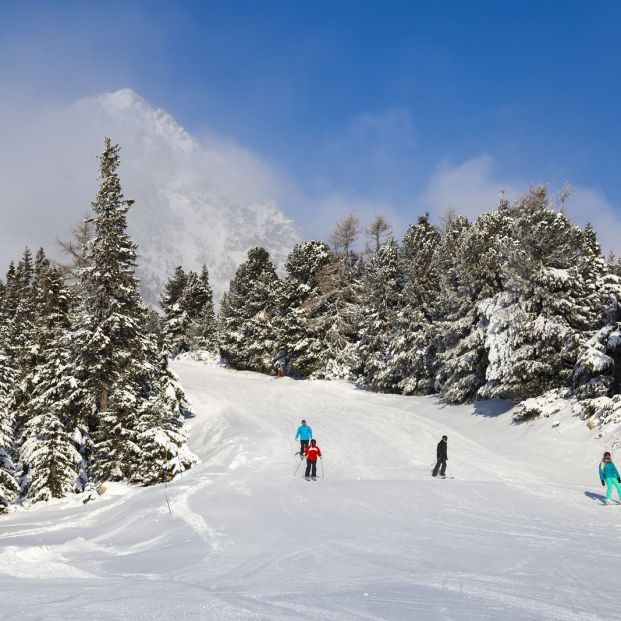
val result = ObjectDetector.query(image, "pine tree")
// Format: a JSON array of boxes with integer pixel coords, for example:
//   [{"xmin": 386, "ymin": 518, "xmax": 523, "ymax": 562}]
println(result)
[
  {"xmin": 354, "ymin": 238, "xmax": 403, "ymax": 389},
  {"xmin": 18, "ymin": 262, "xmax": 83, "ymax": 501},
  {"xmin": 0, "ymin": 331, "xmax": 19, "ymax": 510},
  {"xmin": 479, "ymin": 187, "xmax": 595, "ymax": 400},
  {"xmin": 308, "ymin": 254, "xmax": 363, "ymax": 379},
  {"xmin": 70, "ymin": 138, "xmax": 195, "ymax": 484},
  {"xmin": 573, "ymin": 227, "xmax": 621, "ymax": 400},
  {"xmin": 161, "ymin": 265, "xmax": 217, "ymax": 356},
  {"xmin": 433, "ymin": 212, "xmax": 506, "ymax": 403},
  {"xmin": 161, "ymin": 266, "xmax": 190, "ymax": 355},
  {"xmin": 183, "ymin": 266, "xmax": 217, "ymax": 353},
  {"xmin": 275, "ymin": 241, "xmax": 332, "ymax": 377},
  {"xmin": 7, "ymin": 249, "xmax": 38, "ymax": 429},
  {"xmin": 134, "ymin": 353, "xmax": 197, "ymax": 485},
  {"xmin": 161, "ymin": 266, "xmax": 189, "ymax": 314},
  {"xmin": 379, "ymin": 214, "xmax": 440, "ymax": 394},
  {"xmin": 219, "ymin": 247, "xmax": 283, "ymax": 373},
  {"xmin": 0, "ymin": 261, "xmax": 20, "ymax": 509}
]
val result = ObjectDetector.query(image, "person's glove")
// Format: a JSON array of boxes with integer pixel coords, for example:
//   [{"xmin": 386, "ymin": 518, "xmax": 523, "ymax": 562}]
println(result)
[
  {"xmin": 602, "ymin": 480, "xmax": 606, "ymax": 487},
  {"xmin": 618, "ymin": 477, "xmax": 620, "ymax": 483}
]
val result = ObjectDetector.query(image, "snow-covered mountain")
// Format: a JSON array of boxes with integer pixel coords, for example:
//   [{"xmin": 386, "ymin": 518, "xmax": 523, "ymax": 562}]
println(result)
[{"xmin": 74, "ymin": 89, "xmax": 301, "ymax": 305}]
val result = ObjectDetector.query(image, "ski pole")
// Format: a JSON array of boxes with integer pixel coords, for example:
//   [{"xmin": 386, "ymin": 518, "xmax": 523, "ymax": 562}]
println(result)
[
  {"xmin": 294, "ymin": 456, "xmax": 304, "ymax": 477},
  {"xmin": 163, "ymin": 448, "xmax": 173, "ymax": 515}
]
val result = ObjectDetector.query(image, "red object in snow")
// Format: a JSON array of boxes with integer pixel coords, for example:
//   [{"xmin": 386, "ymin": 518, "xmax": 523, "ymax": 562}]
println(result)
[{"xmin": 304, "ymin": 445, "xmax": 322, "ymax": 462}]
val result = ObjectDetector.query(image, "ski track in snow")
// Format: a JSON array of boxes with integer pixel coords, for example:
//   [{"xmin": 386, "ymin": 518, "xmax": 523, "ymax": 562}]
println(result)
[{"xmin": 1, "ymin": 359, "xmax": 620, "ymax": 620}]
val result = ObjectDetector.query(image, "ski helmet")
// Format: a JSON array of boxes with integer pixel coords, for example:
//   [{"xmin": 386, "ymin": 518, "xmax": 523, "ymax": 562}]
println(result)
[
  {"xmin": 604, "ymin": 451, "xmax": 611, "ymax": 460},
  {"xmin": 310, "ymin": 439, "xmax": 316, "ymax": 445}
]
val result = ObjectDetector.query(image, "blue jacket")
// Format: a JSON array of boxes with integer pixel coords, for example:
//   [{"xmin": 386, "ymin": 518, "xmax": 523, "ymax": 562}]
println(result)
[
  {"xmin": 295, "ymin": 425, "xmax": 312, "ymax": 441},
  {"xmin": 599, "ymin": 461, "xmax": 620, "ymax": 481}
]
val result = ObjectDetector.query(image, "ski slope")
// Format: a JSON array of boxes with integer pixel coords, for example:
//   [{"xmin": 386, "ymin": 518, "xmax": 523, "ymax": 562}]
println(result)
[{"xmin": 1, "ymin": 359, "xmax": 620, "ymax": 620}]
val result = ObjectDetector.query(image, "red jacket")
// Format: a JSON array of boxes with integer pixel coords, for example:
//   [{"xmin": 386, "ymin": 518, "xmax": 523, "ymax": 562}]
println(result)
[{"xmin": 304, "ymin": 445, "xmax": 322, "ymax": 462}]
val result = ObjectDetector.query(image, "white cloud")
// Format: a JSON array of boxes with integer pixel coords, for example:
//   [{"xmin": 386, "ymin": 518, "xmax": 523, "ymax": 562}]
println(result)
[
  {"xmin": 419, "ymin": 154, "xmax": 523, "ymax": 221},
  {"xmin": 0, "ymin": 89, "xmax": 301, "ymax": 304},
  {"xmin": 346, "ymin": 107, "xmax": 415, "ymax": 149},
  {"xmin": 0, "ymin": 90, "xmax": 295, "ymax": 264}
]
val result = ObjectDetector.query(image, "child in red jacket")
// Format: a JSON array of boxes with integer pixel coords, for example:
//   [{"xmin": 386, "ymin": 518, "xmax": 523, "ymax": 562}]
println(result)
[{"xmin": 304, "ymin": 439, "xmax": 322, "ymax": 481}]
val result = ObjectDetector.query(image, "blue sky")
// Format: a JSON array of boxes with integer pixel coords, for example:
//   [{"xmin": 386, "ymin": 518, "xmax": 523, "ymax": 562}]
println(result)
[{"xmin": 2, "ymin": 0, "xmax": 621, "ymax": 246}]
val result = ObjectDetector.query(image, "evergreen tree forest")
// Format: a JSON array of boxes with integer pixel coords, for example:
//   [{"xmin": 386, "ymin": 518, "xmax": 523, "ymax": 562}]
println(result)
[
  {"xmin": 0, "ymin": 138, "xmax": 196, "ymax": 511},
  {"xmin": 163, "ymin": 187, "xmax": 621, "ymax": 430}
]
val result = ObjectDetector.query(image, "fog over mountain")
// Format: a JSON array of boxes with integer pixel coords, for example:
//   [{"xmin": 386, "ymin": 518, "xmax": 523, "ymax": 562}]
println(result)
[
  {"xmin": 79, "ymin": 90, "xmax": 302, "ymax": 305},
  {"xmin": 0, "ymin": 89, "xmax": 301, "ymax": 305}
]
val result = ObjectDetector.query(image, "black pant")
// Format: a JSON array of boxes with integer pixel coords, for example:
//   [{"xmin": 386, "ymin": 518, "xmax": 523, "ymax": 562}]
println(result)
[
  {"xmin": 432, "ymin": 459, "xmax": 446, "ymax": 477},
  {"xmin": 305, "ymin": 460, "xmax": 317, "ymax": 478},
  {"xmin": 300, "ymin": 440, "xmax": 309, "ymax": 455}
]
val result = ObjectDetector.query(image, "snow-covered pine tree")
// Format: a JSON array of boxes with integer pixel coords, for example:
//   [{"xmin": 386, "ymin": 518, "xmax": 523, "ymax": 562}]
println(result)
[
  {"xmin": 606, "ymin": 252, "xmax": 621, "ymax": 279},
  {"xmin": 146, "ymin": 307, "xmax": 165, "ymax": 352},
  {"xmin": 294, "ymin": 214, "xmax": 365, "ymax": 380},
  {"xmin": 7, "ymin": 249, "xmax": 37, "ymax": 429},
  {"xmin": 219, "ymin": 247, "xmax": 283, "ymax": 373},
  {"xmin": 354, "ymin": 238, "xmax": 403, "ymax": 389},
  {"xmin": 433, "ymin": 210, "xmax": 512, "ymax": 403},
  {"xmin": 134, "ymin": 352, "xmax": 197, "ymax": 485},
  {"xmin": 306, "ymin": 251, "xmax": 363, "ymax": 380},
  {"xmin": 161, "ymin": 265, "xmax": 217, "ymax": 356},
  {"xmin": 479, "ymin": 187, "xmax": 597, "ymax": 401},
  {"xmin": 182, "ymin": 265, "xmax": 218, "ymax": 353},
  {"xmin": 275, "ymin": 241, "xmax": 332, "ymax": 377},
  {"xmin": 70, "ymin": 138, "xmax": 194, "ymax": 484},
  {"xmin": 573, "ymin": 225, "xmax": 621, "ymax": 401},
  {"xmin": 379, "ymin": 214, "xmax": 440, "ymax": 394},
  {"xmin": 161, "ymin": 266, "xmax": 190, "ymax": 356},
  {"xmin": 0, "ymin": 329, "xmax": 19, "ymax": 510},
  {"xmin": 0, "ymin": 260, "xmax": 21, "ymax": 509},
  {"xmin": 161, "ymin": 266, "xmax": 189, "ymax": 315},
  {"xmin": 19, "ymin": 262, "xmax": 82, "ymax": 501}
]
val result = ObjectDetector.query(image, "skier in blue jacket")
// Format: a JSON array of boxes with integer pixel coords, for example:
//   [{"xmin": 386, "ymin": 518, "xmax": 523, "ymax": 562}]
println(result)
[
  {"xmin": 295, "ymin": 420, "xmax": 313, "ymax": 457},
  {"xmin": 599, "ymin": 451, "xmax": 621, "ymax": 504}
]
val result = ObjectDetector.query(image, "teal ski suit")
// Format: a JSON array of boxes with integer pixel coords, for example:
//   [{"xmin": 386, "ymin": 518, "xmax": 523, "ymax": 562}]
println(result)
[{"xmin": 599, "ymin": 460, "xmax": 621, "ymax": 502}]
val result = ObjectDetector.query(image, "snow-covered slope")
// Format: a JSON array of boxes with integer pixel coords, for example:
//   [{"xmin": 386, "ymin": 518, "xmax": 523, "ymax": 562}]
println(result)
[
  {"xmin": 0, "ymin": 361, "xmax": 618, "ymax": 620},
  {"xmin": 74, "ymin": 90, "xmax": 300, "ymax": 304}
]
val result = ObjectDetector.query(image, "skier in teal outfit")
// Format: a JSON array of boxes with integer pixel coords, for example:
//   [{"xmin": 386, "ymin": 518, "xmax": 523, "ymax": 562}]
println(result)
[{"xmin": 599, "ymin": 451, "xmax": 621, "ymax": 504}]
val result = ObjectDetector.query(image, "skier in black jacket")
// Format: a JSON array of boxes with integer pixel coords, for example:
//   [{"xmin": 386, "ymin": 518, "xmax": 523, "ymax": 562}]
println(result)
[{"xmin": 432, "ymin": 435, "xmax": 448, "ymax": 478}]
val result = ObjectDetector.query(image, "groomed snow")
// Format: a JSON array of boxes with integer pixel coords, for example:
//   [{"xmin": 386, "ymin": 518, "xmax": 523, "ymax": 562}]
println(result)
[{"xmin": 1, "ymin": 359, "xmax": 619, "ymax": 620}]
